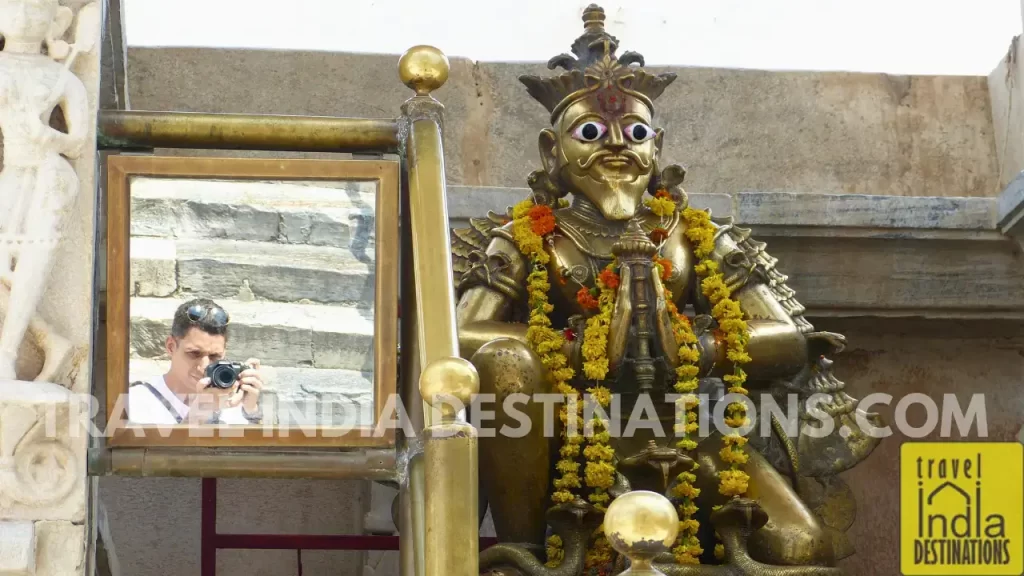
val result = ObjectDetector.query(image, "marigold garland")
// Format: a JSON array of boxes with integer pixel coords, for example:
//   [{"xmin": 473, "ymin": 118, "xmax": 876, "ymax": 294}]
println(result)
[{"xmin": 510, "ymin": 189, "xmax": 753, "ymax": 569}]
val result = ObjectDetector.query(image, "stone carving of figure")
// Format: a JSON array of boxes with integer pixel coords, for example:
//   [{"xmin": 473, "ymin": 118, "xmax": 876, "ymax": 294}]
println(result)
[{"xmin": 0, "ymin": 0, "xmax": 97, "ymax": 382}]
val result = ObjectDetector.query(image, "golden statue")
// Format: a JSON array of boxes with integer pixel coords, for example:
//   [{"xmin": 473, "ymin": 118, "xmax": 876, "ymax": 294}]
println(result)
[{"xmin": 451, "ymin": 6, "xmax": 883, "ymax": 575}]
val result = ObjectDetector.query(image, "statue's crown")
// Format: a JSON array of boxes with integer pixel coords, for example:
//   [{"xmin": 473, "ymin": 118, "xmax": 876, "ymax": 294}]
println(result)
[{"xmin": 520, "ymin": 4, "xmax": 677, "ymax": 124}]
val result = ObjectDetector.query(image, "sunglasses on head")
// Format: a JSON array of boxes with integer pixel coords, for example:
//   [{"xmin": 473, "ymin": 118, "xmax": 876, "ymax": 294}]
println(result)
[{"xmin": 186, "ymin": 303, "xmax": 229, "ymax": 327}]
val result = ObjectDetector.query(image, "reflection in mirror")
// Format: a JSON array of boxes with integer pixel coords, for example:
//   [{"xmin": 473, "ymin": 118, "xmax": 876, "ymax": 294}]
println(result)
[{"xmin": 125, "ymin": 177, "xmax": 376, "ymax": 429}]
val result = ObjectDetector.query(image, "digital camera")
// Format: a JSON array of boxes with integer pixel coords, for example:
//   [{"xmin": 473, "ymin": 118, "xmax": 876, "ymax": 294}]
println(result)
[{"xmin": 205, "ymin": 361, "xmax": 250, "ymax": 390}]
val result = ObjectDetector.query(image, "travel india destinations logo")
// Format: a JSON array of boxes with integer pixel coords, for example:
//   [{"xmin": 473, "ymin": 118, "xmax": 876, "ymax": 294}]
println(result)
[{"xmin": 900, "ymin": 442, "xmax": 1023, "ymax": 575}]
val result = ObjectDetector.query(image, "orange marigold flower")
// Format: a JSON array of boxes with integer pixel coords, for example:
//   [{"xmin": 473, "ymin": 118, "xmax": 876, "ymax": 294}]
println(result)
[
  {"xmin": 650, "ymin": 227, "xmax": 669, "ymax": 244},
  {"xmin": 655, "ymin": 257, "xmax": 673, "ymax": 282},
  {"xmin": 528, "ymin": 205, "xmax": 556, "ymax": 236},
  {"xmin": 597, "ymin": 268, "xmax": 620, "ymax": 291},
  {"xmin": 655, "ymin": 189, "xmax": 671, "ymax": 200},
  {"xmin": 576, "ymin": 287, "xmax": 600, "ymax": 310}
]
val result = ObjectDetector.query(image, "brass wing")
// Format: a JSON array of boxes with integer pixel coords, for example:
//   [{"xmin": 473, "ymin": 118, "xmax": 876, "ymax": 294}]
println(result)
[{"xmin": 449, "ymin": 211, "xmax": 510, "ymax": 295}]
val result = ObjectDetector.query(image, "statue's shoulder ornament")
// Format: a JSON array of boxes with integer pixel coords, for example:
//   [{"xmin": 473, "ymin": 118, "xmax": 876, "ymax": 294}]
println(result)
[
  {"xmin": 450, "ymin": 208, "xmax": 527, "ymax": 301},
  {"xmin": 704, "ymin": 213, "xmax": 813, "ymax": 334}
]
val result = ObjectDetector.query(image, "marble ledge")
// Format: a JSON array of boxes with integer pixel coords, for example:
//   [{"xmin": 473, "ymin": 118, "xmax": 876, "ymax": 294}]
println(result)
[
  {"xmin": 447, "ymin": 186, "xmax": 1003, "ymax": 239},
  {"xmin": 999, "ymin": 171, "xmax": 1024, "ymax": 240}
]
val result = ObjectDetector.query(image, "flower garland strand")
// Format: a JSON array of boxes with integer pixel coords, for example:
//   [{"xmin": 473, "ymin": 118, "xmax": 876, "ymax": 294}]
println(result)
[
  {"xmin": 681, "ymin": 204, "xmax": 753, "ymax": 561},
  {"xmin": 511, "ymin": 199, "xmax": 581, "ymax": 569},
  {"xmin": 646, "ymin": 192, "xmax": 705, "ymax": 564},
  {"xmin": 580, "ymin": 265, "xmax": 619, "ymax": 569}
]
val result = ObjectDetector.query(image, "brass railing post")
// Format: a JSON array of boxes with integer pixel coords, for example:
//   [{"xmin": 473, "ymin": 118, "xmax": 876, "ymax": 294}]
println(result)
[{"xmin": 398, "ymin": 46, "xmax": 480, "ymax": 576}]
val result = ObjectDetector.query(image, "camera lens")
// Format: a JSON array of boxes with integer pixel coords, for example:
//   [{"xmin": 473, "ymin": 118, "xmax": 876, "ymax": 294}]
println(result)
[{"xmin": 211, "ymin": 365, "xmax": 235, "ymax": 389}]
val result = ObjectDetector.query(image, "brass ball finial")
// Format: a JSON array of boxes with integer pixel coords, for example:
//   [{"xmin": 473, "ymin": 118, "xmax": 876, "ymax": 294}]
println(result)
[
  {"xmin": 419, "ymin": 357, "xmax": 479, "ymax": 420},
  {"xmin": 398, "ymin": 45, "xmax": 450, "ymax": 96},
  {"xmin": 582, "ymin": 4, "xmax": 606, "ymax": 30},
  {"xmin": 605, "ymin": 491, "xmax": 679, "ymax": 576}
]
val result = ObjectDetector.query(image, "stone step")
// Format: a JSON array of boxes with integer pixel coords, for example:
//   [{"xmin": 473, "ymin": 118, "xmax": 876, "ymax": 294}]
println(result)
[
  {"xmin": 127, "ymin": 359, "xmax": 376, "ymax": 428},
  {"xmin": 129, "ymin": 237, "xmax": 374, "ymax": 304},
  {"xmin": 130, "ymin": 177, "xmax": 377, "ymax": 249},
  {"xmin": 129, "ymin": 297, "xmax": 376, "ymax": 371}
]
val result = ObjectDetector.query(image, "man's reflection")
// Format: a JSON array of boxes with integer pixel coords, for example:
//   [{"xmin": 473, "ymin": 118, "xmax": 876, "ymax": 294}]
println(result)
[{"xmin": 128, "ymin": 298, "xmax": 265, "ymax": 425}]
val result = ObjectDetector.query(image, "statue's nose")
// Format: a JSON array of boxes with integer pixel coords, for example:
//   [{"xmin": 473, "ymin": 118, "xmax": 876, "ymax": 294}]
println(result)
[{"xmin": 605, "ymin": 126, "xmax": 626, "ymax": 150}]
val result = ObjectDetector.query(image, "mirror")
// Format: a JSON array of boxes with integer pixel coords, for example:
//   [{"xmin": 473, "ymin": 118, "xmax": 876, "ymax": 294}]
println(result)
[{"xmin": 105, "ymin": 156, "xmax": 399, "ymax": 447}]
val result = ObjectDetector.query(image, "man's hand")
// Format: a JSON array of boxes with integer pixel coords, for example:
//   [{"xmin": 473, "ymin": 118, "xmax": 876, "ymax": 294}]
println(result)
[{"xmin": 234, "ymin": 358, "xmax": 264, "ymax": 414}]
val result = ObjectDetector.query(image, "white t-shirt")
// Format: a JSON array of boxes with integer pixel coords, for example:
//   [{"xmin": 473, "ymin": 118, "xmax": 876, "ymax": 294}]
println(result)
[{"xmin": 128, "ymin": 375, "xmax": 249, "ymax": 425}]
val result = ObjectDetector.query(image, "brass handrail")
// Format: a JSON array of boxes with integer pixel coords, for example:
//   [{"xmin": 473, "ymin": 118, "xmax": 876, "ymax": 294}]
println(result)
[
  {"xmin": 98, "ymin": 110, "xmax": 400, "ymax": 153},
  {"xmin": 399, "ymin": 46, "xmax": 481, "ymax": 576}
]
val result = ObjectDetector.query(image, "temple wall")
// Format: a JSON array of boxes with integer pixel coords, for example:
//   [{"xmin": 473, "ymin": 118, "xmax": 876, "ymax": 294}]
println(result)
[
  {"xmin": 92, "ymin": 46, "xmax": 1024, "ymax": 576},
  {"xmin": 126, "ymin": 47, "xmax": 1001, "ymax": 198}
]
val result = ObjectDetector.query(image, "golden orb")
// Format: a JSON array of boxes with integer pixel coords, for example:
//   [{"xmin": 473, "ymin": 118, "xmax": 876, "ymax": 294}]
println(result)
[
  {"xmin": 604, "ymin": 491, "xmax": 680, "ymax": 564},
  {"xmin": 398, "ymin": 45, "xmax": 450, "ymax": 96},
  {"xmin": 419, "ymin": 356, "xmax": 479, "ymax": 418}
]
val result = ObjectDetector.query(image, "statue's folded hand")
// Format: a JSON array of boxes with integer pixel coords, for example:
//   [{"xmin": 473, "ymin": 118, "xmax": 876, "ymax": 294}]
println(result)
[{"xmin": 606, "ymin": 264, "xmax": 632, "ymax": 371}]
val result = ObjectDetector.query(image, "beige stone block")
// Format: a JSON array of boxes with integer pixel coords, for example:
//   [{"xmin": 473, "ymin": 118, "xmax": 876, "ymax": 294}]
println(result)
[
  {"xmin": 129, "ymin": 237, "xmax": 177, "ymax": 297},
  {"xmin": 0, "ymin": 382, "xmax": 87, "ymax": 523},
  {"xmin": 34, "ymin": 521, "xmax": 85, "ymax": 576},
  {"xmin": 0, "ymin": 521, "xmax": 35, "ymax": 575}
]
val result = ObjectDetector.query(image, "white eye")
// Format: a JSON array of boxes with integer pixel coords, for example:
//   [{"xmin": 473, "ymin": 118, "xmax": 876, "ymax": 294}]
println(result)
[
  {"xmin": 572, "ymin": 121, "xmax": 608, "ymax": 142},
  {"xmin": 624, "ymin": 122, "xmax": 656, "ymax": 143}
]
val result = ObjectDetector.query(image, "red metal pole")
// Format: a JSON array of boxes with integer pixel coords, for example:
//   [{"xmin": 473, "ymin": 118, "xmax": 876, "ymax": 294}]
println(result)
[{"xmin": 201, "ymin": 478, "xmax": 218, "ymax": 576}]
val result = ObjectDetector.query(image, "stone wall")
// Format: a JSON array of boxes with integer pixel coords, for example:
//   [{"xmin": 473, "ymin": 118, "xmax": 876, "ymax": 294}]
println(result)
[
  {"xmin": 95, "ymin": 46, "xmax": 1024, "ymax": 576},
  {"xmin": 126, "ymin": 47, "xmax": 1001, "ymax": 198}
]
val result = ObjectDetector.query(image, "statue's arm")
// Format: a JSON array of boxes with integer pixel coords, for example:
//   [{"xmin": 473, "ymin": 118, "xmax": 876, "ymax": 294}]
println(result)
[
  {"xmin": 694, "ymin": 230, "xmax": 808, "ymax": 382},
  {"xmin": 455, "ymin": 233, "xmax": 530, "ymax": 360},
  {"xmin": 55, "ymin": 75, "xmax": 89, "ymax": 157}
]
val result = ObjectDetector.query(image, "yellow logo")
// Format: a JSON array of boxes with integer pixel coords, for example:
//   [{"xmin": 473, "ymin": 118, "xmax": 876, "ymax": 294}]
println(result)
[{"xmin": 901, "ymin": 442, "xmax": 1023, "ymax": 575}]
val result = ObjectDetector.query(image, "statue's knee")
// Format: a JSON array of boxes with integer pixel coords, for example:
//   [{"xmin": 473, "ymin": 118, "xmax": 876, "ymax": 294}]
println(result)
[
  {"xmin": 470, "ymin": 337, "xmax": 548, "ymax": 399},
  {"xmin": 753, "ymin": 513, "xmax": 835, "ymax": 567}
]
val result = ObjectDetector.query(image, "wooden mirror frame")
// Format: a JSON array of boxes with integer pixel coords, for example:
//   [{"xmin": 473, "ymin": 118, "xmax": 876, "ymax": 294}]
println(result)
[{"xmin": 104, "ymin": 155, "xmax": 399, "ymax": 447}]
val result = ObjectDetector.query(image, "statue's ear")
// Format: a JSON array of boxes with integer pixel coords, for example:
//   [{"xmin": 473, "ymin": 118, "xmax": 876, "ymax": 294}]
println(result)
[{"xmin": 538, "ymin": 129, "xmax": 559, "ymax": 175}]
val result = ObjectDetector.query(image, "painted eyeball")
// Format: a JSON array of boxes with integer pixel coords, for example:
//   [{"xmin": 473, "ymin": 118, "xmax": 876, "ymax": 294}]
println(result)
[
  {"xmin": 624, "ymin": 122, "xmax": 656, "ymax": 143},
  {"xmin": 572, "ymin": 121, "xmax": 608, "ymax": 142}
]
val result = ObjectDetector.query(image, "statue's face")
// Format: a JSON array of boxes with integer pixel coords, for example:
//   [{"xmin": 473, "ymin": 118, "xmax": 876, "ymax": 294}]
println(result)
[
  {"xmin": 541, "ymin": 91, "xmax": 663, "ymax": 221},
  {"xmin": 0, "ymin": 0, "xmax": 57, "ymax": 43}
]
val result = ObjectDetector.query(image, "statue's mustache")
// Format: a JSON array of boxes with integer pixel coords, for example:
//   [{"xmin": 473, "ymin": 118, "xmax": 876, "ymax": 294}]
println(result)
[{"xmin": 576, "ymin": 148, "xmax": 651, "ymax": 171}]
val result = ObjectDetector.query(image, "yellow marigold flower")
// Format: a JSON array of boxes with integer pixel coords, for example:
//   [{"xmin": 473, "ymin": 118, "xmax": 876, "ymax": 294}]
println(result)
[
  {"xmin": 560, "ymin": 444, "xmax": 580, "ymax": 458},
  {"xmin": 674, "ymin": 482, "xmax": 700, "ymax": 499},
  {"xmin": 589, "ymin": 491, "xmax": 610, "ymax": 505},
  {"xmin": 587, "ymin": 386, "xmax": 612, "ymax": 408},
  {"xmin": 725, "ymin": 415, "xmax": 748, "ymax": 429},
  {"xmin": 722, "ymin": 372, "xmax": 746, "ymax": 385},
  {"xmin": 678, "ymin": 346, "xmax": 701, "ymax": 364},
  {"xmin": 685, "ymin": 422, "xmax": 699, "ymax": 434},
  {"xmin": 680, "ymin": 503, "xmax": 699, "ymax": 517},
  {"xmin": 680, "ymin": 519, "xmax": 700, "ymax": 534},
  {"xmin": 678, "ymin": 471, "xmax": 697, "ymax": 484},
  {"xmin": 722, "ymin": 434, "xmax": 749, "ymax": 448},
  {"xmin": 714, "ymin": 544, "xmax": 725, "ymax": 560},
  {"xmin": 727, "ymin": 349, "xmax": 752, "ymax": 364},
  {"xmin": 676, "ymin": 438, "xmax": 698, "ymax": 451},
  {"xmin": 551, "ymin": 490, "xmax": 575, "ymax": 504},
  {"xmin": 585, "ymin": 461, "xmax": 616, "ymax": 489},
  {"xmin": 718, "ymin": 470, "xmax": 750, "ymax": 497},
  {"xmin": 687, "ymin": 411, "xmax": 699, "ymax": 423},
  {"xmin": 584, "ymin": 444, "xmax": 615, "ymax": 462},
  {"xmin": 727, "ymin": 385, "xmax": 749, "ymax": 396},
  {"xmin": 720, "ymin": 446, "xmax": 750, "ymax": 465},
  {"xmin": 646, "ymin": 196, "xmax": 677, "ymax": 217},
  {"xmin": 719, "ymin": 318, "xmax": 748, "ymax": 334},
  {"xmin": 556, "ymin": 459, "xmax": 580, "ymax": 473}
]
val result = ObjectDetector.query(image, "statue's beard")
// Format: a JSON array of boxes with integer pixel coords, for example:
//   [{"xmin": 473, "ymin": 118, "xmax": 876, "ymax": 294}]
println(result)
[{"xmin": 560, "ymin": 151, "xmax": 654, "ymax": 221}]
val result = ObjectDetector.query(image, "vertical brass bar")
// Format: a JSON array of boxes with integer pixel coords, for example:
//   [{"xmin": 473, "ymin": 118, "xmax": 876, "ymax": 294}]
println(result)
[
  {"xmin": 406, "ymin": 119, "xmax": 460, "ymax": 387},
  {"xmin": 399, "ymin": 45, "xmax": 479, "ymax": 576},
  {"xmin": 399, "ymin": 152, "xmax": 426, "ymax": 576}
]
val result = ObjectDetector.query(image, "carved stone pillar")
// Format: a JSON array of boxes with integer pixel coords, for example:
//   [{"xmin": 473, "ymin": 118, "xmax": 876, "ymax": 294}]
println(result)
[{"xmin": 0, "ymin": 0, "xmax": 103, "ymax": 574}]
